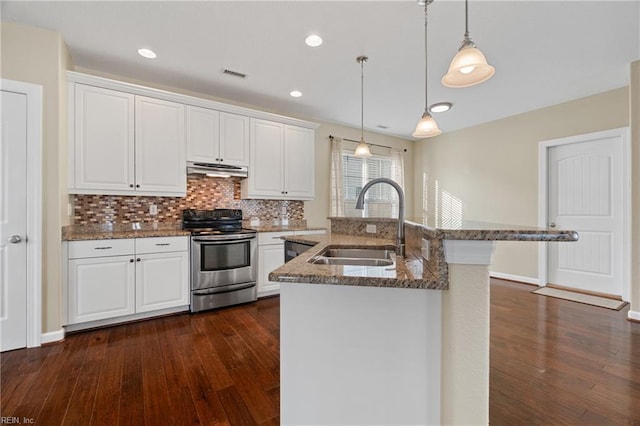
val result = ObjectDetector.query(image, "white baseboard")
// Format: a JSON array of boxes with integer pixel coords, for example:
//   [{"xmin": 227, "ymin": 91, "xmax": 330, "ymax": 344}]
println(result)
[
  {"xmin": 490, "ymin": 271, "xmax": 540, "ymax": 286},
  {"xmin": 628, "ymin": 310, "xmax": 640, "ymax": 322},
  {"xmin": 41, "ymin": 329, "xmax": 65, "ymax": 345}
]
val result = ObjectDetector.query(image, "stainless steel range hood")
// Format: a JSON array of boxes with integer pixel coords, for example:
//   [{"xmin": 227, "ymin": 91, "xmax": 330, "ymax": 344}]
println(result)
[{"xmin": 186, "ymin": 161, "xmax": 248, "ymax": 178}]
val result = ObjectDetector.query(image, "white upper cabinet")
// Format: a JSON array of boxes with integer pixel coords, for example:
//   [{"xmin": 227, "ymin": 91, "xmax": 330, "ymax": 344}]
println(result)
[
  {"xmin": 135, "ymin": 96, "xmax": 186, "ymax": 194},
  {"xmin": 246, "ymin": 118, "xmax": 285, "ymax": 197},
  {"xmin": 69, "ymin": 84, "xmax": 186, "ymax": 197},
  {"xmin": 68, "ymin": 72, "xmax": 317, "ymax": 198},
  {"xmin": 186, "ymin": 105, "xmax": 219, "ymax": 163},
  {"xmin": 186, "ymin": 106, "xmax": 249, "ymax": 166},
  {"xmin": 219, "ymin": 112, "xmax": 249, "ymax": 166},
  {"xmin": 73, "ymin": 84, "xmax": 135, "ymax": 192},
  {"xmin": 283, "ymin": 125, "xmax": 315, "ymax": 199},
  {"xmin": 242, "ymin": 119, "xmax": 315, "ymax": 200}
]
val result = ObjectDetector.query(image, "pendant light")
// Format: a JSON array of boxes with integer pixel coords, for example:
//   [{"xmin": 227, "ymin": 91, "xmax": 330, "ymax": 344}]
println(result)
[
  {"xmin": 441, "ymin": 0, "xmax": 495, "ymax": 88},
  {"xmin": 413, "ymin": 0, "xmax": 441, "ymax": 138},
  {"xmin": 354, "ymin": 55, "xmax": 372, "ymax": 158}
]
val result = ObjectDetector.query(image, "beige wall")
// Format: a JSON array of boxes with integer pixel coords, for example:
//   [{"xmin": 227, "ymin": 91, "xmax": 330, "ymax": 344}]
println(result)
[
  {"xmin": 413, "ymin": 87, "xmax": 629, "ymax": 280},
  {"xmin": 1, "ymin": 22, "xmax": 72, "ymax": 333},
  {"xmin": 630, "ymin": 60, "xmax": 640, "ymax": 318}
]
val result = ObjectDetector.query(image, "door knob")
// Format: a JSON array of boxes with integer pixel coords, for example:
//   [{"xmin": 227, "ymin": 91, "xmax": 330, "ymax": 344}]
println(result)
[
  {"xmin": 548, "ymin": 223, "xmax": 556, "ymax": 228},
  {"xmin": 8, "ymin": 235, "xmax": 22, "ymax": 244}
]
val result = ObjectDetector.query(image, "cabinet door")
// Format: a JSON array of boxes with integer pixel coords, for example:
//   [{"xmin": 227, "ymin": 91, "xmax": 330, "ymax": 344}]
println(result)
[
  {"xmin": 258, "ymin": 243, "xmax": 285, "ymax": 297},
  {"xmin": 74, "ymin": 84, "xmax": 135, "ymax": 191},
  {"xmin": 284, "ymin": 125, "xmax": 315, "ymax": 199},
  {"xmin": 219, "ymin": 112, "xmax": 249, "ymax": 167},
  {"xmin": 248, "ymin": 119, "xmax": 284, "ymax": 197},
  {"xmin": 186, "ymin": 105, "xmax": 219, "ymax": 163},
  {"xmin": 68, "ymin": 256, "xmax": 135, "ymax": 324},
  {"xmin": 136, "ymin": 251, "xmax": 189, "ymax": 313},
  {"xmin": 135, "ymin": 96, "xmax": 186, "ymax": 195}
]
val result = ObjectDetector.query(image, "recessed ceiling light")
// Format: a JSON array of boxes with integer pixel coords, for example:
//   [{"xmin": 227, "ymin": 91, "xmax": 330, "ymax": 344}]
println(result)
[
  {"xmin": 429, "ymin": 102, "xmax": 453, "ymax": 113},
  {"xmin": 137, "ymin": 48, "xmax": 157, "ymax": 59},
  {"xmin": 290, "ymin": 90, "xmax": 302, "ymax": 98},
  {"xmin": 305, "ymin": 34, "xmax": 323, "ymax": 47}
]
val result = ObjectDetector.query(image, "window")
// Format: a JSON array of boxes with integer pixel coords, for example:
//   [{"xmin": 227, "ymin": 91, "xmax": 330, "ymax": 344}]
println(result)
[{"xmin": 342, "ymin": 152, "xmax": 399, "ymax": 218}]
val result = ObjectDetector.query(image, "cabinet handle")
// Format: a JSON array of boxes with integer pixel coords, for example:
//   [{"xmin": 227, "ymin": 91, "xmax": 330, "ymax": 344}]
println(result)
[
  {"xmin": 94, "ymin": 246, "xmax": 113, "ymax": 250},
  {"xmin": 136, "ymin": 184, "xmax": 140, "ymax": 188},
  {"xmin": 136, "ymin": 258, "xmax": 141, "ymax": 262},
  {"xmin": 220, "ymin": 158, "xmax": 223, "ymax": 162},
  {"xmin": 130, "ymin": 259, "xmax": 134, "ymax": 263},
  {"xmin": 155, "ymin": 243, "xmax": 170, "ymax": 246},
  {"xmin": 129, "ymin": 184, "xmax": 134, "ymax": 188}
]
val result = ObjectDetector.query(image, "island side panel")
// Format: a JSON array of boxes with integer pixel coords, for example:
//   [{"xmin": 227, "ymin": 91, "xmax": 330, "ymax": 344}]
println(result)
[
  {"xmin": 280, "ymin": 282, "xmax": 442, "ymax": 425},
  {"xmin": 441, "ymin": 263, "xmax": 491, "ymax": 425}
]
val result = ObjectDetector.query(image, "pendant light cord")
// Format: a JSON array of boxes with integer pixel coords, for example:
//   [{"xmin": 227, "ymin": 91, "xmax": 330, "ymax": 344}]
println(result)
[
  {"xmin": 423, "ymin": 1, "xmax": 429, "ymax": 114},
  {"xmin": 361, "ymin": 57, "xmax": 364, "ymax": 141},
  {"xmin": 464, "ymin": 0, "xmax": 470, "ymax": 40},
  {"xmin": 357, "ymin": 56, "xmax": 368, "ymax": 142}
]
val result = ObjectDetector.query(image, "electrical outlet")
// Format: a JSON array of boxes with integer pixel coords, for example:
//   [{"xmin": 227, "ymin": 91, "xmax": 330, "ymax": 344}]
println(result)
[
  {"xmin": 366, "ymin": 224, "xmax": 377, "ymax": 233},
  {"xmin": 149, "ymin": 204, "xmax": 158, "ymax": 215},
  {"xmin": 281, "ymin": 206, "xmax": 287, "ymax": 216},
  {"xmin": 67, "ymin": 202, "xmax": 73, "ymax": 216}
]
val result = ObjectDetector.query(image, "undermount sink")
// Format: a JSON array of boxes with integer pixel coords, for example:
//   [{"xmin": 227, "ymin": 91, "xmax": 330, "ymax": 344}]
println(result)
[{"xmin": 308, "ymin": 247, "xmax": 394, "ymax": 267}]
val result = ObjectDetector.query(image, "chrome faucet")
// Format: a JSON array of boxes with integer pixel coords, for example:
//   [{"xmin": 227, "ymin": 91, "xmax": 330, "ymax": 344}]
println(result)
[{"xmin": 355, "ymin": 178, "xmax": 405, "ymax": 257}]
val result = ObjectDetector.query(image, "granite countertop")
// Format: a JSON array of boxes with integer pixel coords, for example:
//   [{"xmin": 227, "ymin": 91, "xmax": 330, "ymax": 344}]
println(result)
[
  {"xmin": 243, "ymin": 220, "xmax": 327, "ymax": 233},
  {"xmin": 63, "ymin": 220, "xmax": 327, "ymax": 241},
  {"xmin": 62, "ymin": 223, "xmax": 190, "ymax": 241},
  {"xmin": 404, "ymin": 219, "xmax": 580, "ymax": 241},
  {"xmin": 269, "ymin": 234, "xmax": 441, "ymax": 290},
  {"xmin": 270, "ymin": 219, "xmax": 579, "ymax": 290}
]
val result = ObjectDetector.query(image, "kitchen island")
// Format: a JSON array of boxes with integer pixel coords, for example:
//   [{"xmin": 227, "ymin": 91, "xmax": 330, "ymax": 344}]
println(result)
[{"xmin": 270, "ymin": 218, "xmax": 578, "ymax": 425}]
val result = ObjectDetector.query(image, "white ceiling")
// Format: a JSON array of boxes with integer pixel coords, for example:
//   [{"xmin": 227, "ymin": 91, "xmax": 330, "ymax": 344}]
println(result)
[{"xmin": 2, "ymin": 1, "xmax": 639, "ymax": 140}]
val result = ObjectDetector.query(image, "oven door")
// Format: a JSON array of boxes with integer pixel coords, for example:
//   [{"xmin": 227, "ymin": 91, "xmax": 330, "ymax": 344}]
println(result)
[{"xmin": 191, "ymin": 234, "xmax": 257, "ymax": 291}]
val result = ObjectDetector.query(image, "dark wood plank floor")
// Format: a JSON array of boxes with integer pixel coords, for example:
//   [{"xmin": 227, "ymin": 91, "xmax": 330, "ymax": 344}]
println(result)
[{"xmin": 2, "ymin": 279, "xmax": 640, "ymax": 425}]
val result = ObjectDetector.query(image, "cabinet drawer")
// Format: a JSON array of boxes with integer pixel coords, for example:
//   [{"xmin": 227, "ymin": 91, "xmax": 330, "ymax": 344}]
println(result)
[
  {"xmin": 135, "ymin": 236, "xmax": 189, "ymax": 254},
  {"xmin": 258, "ymin": 231, "xmax": 294, "ymax": 246},
  {"xmin": 69, "ymin": 239, "xmax": 135, "ymax": 259}
]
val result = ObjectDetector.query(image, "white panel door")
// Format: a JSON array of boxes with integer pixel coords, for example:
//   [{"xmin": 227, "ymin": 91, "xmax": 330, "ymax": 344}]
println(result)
[
  {"xmin": 135, "ymin": 96, "xmax": 186, "ymax": 194},
  {"xmin": 219, "ymin": 112, "xmax": 249, "ymax": 166},
  {"xmin": 186, "ymin": 105, "xmax": 219, "ymax": 163},
  {"xmin": 0, "ymin": 90, "xmax": 28, "ymax": 351},
  {"xmin": 249, "ymin": 119, "xmax": 284, "ymax": 196},
  {"xmin": 74, "ymin": 84, "xmax": 135, "ymax": 191},
  {"xmin": 135, "ymin": 251, "xmax": 189, "ymax": 313},
  {"xmin": 68, "ymin": 256, "xmax": 136, "ymax": 324},
  {"xmin": 283, "ymin": 125, "xmax": 315, "ymax": 199},
  {"xmin": 548, "ymin": 136, "xmax": 624, "ymax": 296}
]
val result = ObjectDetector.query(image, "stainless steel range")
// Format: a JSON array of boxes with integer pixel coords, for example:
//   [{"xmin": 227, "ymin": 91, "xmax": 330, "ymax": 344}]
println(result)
[{"xmin": 183, "ymin": 209, "xmax": 257, "ymax": 313}]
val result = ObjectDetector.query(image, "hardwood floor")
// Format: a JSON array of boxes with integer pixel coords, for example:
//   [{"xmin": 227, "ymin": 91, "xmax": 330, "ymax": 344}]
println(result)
[
  {"xmin": 1, "ymin": 297, "xmax": 281, "ymax": 426},
  {"xmin": 2, "ymin": 279, "xmax": 639, "ymax": 425},
  {"xmin": 490, "ymin": 279, "xmax": 640, "ymax": 425}
]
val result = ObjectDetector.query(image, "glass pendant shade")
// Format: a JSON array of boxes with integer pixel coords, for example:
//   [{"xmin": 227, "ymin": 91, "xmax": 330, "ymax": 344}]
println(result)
[
  {"xmin": 442, "ymin": 44, "xmax": 495, "ymax": 88},
  {"xmin": 412, "ymin": 112, "xmax": 441, "ymax": 138},
  {"xmin": 354, "ymin": 140, "xmax": 373, "ymax": 158}
]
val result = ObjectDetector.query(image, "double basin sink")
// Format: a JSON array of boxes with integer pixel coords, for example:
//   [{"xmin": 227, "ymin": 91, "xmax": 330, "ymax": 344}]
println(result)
[{"xmin": 308, "ymin": 246, "xmax": 394, "ymax": 267}]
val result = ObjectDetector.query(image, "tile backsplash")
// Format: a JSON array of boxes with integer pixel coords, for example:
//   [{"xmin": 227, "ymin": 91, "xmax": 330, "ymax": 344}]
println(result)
[{"xmin": 72, "ymin": 176, "xmax": 304, "ymax": 224}]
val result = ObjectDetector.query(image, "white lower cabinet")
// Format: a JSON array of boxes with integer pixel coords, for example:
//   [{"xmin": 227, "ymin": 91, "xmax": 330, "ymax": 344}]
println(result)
[
  {"xmin": 66, "ymin": 236, "xmax": 189, "ymax": 327},
  {"xmin": 69, "ymin": 255, "xmax": 136, "ymax": 323},
  {"xmin": 136, "ymin": 251, "xmax": 189, "ymax": 313},
  {"xmin": 257, "ymin": 230, "xmax": 324, "ymax": 297}
]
